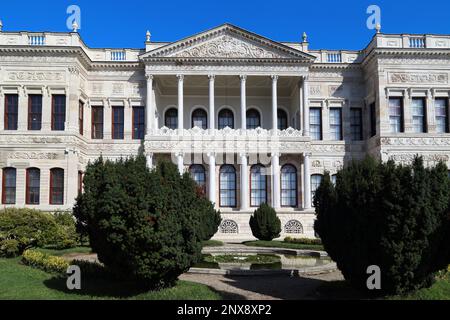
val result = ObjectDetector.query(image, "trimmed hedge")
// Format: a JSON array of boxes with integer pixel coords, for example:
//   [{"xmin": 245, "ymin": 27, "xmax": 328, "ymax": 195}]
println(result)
[
  {"xmin": 284, "ymin": 237, "xmax": 322, "ymax": 245},
  {"xmin": 249, "ymin": 203, "xmax": 282, "ymax": 241},
  {"xmin": 22, "ymin": 250, "xmax": 69, "ymax": 274},
  {"xmin": 314, "ymin": 156, "xmax": 450, "ymax": 296}
]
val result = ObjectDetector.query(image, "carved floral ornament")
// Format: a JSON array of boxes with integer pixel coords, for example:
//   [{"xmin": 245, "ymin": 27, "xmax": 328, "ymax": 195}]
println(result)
[
  {"xmin": 8, "ymin": 152, "xmax": 60, "ymax": 160},
  {"xmin": 7, "ymin": 71, "xmax": 65, "ymax": 82},
  {"xmin": 389, "ymin": 72, "xmax": 448, "ymax": 84}
]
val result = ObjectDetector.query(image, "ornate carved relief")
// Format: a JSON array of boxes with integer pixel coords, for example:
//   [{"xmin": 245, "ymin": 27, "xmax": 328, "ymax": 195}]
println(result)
[
  {"xmin": 284, "ymin": 220, "xmax": 304, "ymax": 234},
  {"xmin": 8, "ymin": 152, "xmax": 60, "ymax": 160},
  {"xmin": 220, "ymin": 220, "xmax": 239, "ymax": 234},
  {"xmin": 388, "ymin": 72, "xmax": 448, "ymax": 84},
  {"xmin": 7, "ymin": 71, "xmax": 65, "ymax": 82}
]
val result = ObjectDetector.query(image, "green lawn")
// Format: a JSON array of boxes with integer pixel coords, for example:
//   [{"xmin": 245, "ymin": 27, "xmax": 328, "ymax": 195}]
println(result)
[
  {"xmin": 243, "ymin": 240, "xmax": 325, "ymax": 251},
  {"xmin": 0, "ymin": 258, "xmax": 221, "ymax": 300},
  {"xmin": 202, "ymin": 240, "xmax": 224, "ymax": 247},
  {"xmin": 312, "ymin": 271, "xmax": 450, "ymax": 300},
  {"xmin": 36, "ymin": 246, "xmax": 93, "ymax": 257}
]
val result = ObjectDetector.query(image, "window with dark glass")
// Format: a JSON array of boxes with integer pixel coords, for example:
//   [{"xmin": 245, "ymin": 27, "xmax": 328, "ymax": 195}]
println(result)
[
  {"xmin": 26, "ymin": 168, "xmax": 40, "ymax": 205},
  {"xmin": 370, "ymin": 102, "xmax": 377, "ymax": 137},
  {"xmin": 246, "ymin": 109, "xmax": 261, "ymax": 129},
  {"xmin": 218, "ymin": 109, "xmax": 234, "ymax": 129},
  {"xmin": 192, "ymin": 109, "xmax": 207, "ymax": 129},
  {"xmin": 435, "ymin": 98, "xmax": 449, "ymax": 133},
  {"xmin": 389, "ymin": 98, "xmax": 404, "ymax": 133},
  {"xmin": 220, "ymin": 165, "xmax": 236, "ymax": 208},
  {"xmin": 133, "ymin": 107, "xmax": 145, "ymax": 139},
  {"xmin": 330, "ymin": 108, "xmax": 342, "ymax": 140},
  {"xmin": 112, "ymin": 106, "xmax": 124, "ymax": 140},
  {"xmin": 331, "ymin": 175, "xmax": 337, "ymax": 185},
  {"xmin": 310, "ymin": 108, "xmax": 322, "ymax": 140},
  {"xmin": 350, "ymin": 108, "xmax": 363, "ymax": 141},
  {"xmin": 189, "ymin": 165, "xmax": 206, "ymax": 191},
  {"xmin": 4, "ymin": 94, "xmax": 18, "ymax": 131},
  {"xmin": 52, "ymin": 95, "xmax": 66, "ymax": 131},
  {"xmin": 50, "ymin": 168, "xmax": 64, "ymax": 205},
  {"xmin": 2, "ymin": 168, "xmax": 16, "ymax": 205},
  {"xmin": 412, "ymin": 98, "xmax": 426, "ymax": 133},
  {"xmin": 281, "ymin": 165, "xmax": 297, "ymax": 207},
  {"xmin": 278, "ymin": 109, "xmax": 288, "ymax": 130},
  {"xmin": 250, "ymin": 165, "xmax": 267, "ymax": 207},
  {"xmin": 311, "ymin": 174, "xmax": 323, "ymax": 204},
  {"xmin": 79, "ymin": 101, "xmax": 84, "ymax": 135},
  {"xmin": 165, "ymin": 108, "xmax": 178, "ymax": 129},
  {"xmin": 78, "ymin": 171, "xmax": 83, "ymax": 196},
  {"xmin": 28, "ymin": 95, "xmax": 42, "ymax": 131},
  {"xmin": 91, "ymin": 106, "xmax": 104, "ymax": 139}
]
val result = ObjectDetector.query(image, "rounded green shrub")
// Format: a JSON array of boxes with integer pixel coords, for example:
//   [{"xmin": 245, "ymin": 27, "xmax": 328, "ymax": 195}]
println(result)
[
  {"xmin": 73, "ymin": 155, "xmax": 221, "ymax": 289},
  {"xmin": 314, "ymin": 156, "xmax": 450, "ymax": 296},
  {"xmin": 249, "ymin": 203, "xmax": 281, "ymax": 241}
]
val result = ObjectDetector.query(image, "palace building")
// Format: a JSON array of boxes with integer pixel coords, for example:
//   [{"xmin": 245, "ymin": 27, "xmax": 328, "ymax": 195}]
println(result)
[{"xmin": 1, "ymin": 23, "xmax": 450, "ymax": 240}]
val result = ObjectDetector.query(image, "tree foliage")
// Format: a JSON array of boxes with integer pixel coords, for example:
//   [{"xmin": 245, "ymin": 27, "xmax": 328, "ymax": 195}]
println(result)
[
  {"xmin": 73, "ymin": 155, "xmax": 221, "ymax": 289},
  {"xmin": 314, "ymin": 156, "xmax": 450, "ymax": 295},
  {"xmin": 249, "ymin": 203, "xmax": 282, "ymax": 241}
]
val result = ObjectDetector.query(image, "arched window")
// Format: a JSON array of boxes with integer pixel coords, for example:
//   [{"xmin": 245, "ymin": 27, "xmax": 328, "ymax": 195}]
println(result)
[
  {"xmin": 189, "ymin": 164, "xmax": 206, "ymax": 187},
  {"xmin": 246, "ymin": 109, "xmax": 261, "ymax": 129},
  {"xmin": 278, "ymin": 109, "xmax": 288, "ymax": 130},
  {"xmin": 2, "ymin": 168, "xmax": 16, "ymax": 205},
  {"xmin": 250, "ymin": 165, "xmax": 267, "ymax": 207},
  {"xmin": 165, "ymin": 108, "xmax": 178, "ymax": 129},
  {"xmin": 311, "ymin": 174, "xmax": 323, "ymax": 204},
  {"xmin": 219, "ymin": 165, "xmax": 236, "ymax": 207},
  {"xmin": 192, "ymin": 108, "xmax": 208, "ymax": 129},
  {"xmin": 26, "ymin": 168, "xmax": 40, "ymax": 205},
  {"xmin": 331, "ymin": 174, "xmax": 337, "ymax": 186},
  {"xmin": 50, "ymin": 168, "xmax": 64, "ymax": 205},
  {"xmin": 218, "ymin": 109, "xmax": 234, "ymax": 129},
  {"xmin": 281, "ymin": 165, "xmax": 297, "ymax": 207}
]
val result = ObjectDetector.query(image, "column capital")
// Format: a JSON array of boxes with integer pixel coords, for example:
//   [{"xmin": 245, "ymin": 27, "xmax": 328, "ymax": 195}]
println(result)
[
  {"xmin": 207, "ymin": 152, "xmax": 216, "ymax": 158},
  {"xmin": 271, "ymin": 152, "xmax": 281, "ymax": 158},
  {"xmin": 208, "ymin": 74, "xmax": 216, "ymax": 81},
  {"xmin": 176, "ymin": 152, "xmax": 185, "ymax": 158},
  {"xmin": 146, "ymin": 74, "xmax": 154, "ymax": 81},
  {"xmin": 177, "ymin": 74, "xmax": 184, "ymax": 81},
  {"xmin": 302, "ymin": 75, "xmax": 309, "ymax": 82},
  {"xmin": 239, "ymin": 152, "xmax": 248, "ymax": 158},
  {"xmin": 240, "ymin": 75, "xmax": 247, "ymax": 82},
  {"xmin": 304, "ymin": 152, "xmax": 312, "ymax": 158},
  {"xmin": 271, "ymin": 75, "xmax": 279, "ymax": 82}
]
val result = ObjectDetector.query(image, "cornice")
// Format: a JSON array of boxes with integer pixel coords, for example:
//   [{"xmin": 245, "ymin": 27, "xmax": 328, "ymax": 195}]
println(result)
[{"xmin": 362, "ymin": 48, "xmax": 450, "ymax": 67}]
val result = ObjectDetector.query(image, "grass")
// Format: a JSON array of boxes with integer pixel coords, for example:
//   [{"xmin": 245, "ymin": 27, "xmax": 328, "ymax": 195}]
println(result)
[
  {"xmin": 243, "ymin": 240, "xmax": 325, "ymax": 251},
  {"xmin": 202, "ymin": 240, "xmax": 224, "ymax": 247},
  {"xmin": 312, "ymin": 271, "xmax": 450, "ymax": 300},
  {"xmin": 0, "ymin": 257, "xmax": 221, "ymax": 300},
  {"xmin": 36, "ymin": 246, "xmax": 92, "ymax": 257}
]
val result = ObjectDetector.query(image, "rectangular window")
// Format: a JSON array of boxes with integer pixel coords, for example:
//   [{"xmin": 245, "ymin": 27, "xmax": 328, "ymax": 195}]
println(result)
[
  {"xmin": 28, "ymin": 95, "xmax": 42, "ymax": 131},
  {"xmin": 4, "ymin": 94, "xmax": 18, "ymax": 131},
  {"xmin": 310, "ymin": 108, "xmax": 322, "ymax": 140},
  {"xmin": 350, "ymin": 108, "xmax": 363, "ymax": 141},
  {"xmin": 52, "ymin": 95, "xmax": 66, "ymax": 131},
  {"xmin": 412, "ymin": 98, "xmax": 427, "ymax": 133},
  {"xmin": 435, "ymin": 98, "xmax": 449, "ymax": 134},
  {"xmin": 50, "ymin": 169, "xmax": 64, "ymax": 205},
  {"xmin": 112, "ymin": 106, "xmax": 124, "ymax": 140},
  {"xmin": 91, "ymin": 106, "xmax": 104, "ymax": 139},
  {"xmin": 133, "ymin": 107, "xmax": 145, "ymax": 139},
  {"xmin": 389, "ymin": 98, "xmax": 404, "ymax": 133},
  {"xmin": 329, "ymin": 108, "xmax": 342, "ymax": 140},
  {"xmin": 2, "ymin": 168, "xmax": 16, "ymax": 205},
  {"xmin": 26, "ymin": 168, "xmax": 40, "ymax": 205},
  {"xmin": 370, "ymin": 102, "xmax": 376, "ymax": 137},
  {"xmin": 79, "ymin": 101, "xmax": 84, "ymax": 135}
]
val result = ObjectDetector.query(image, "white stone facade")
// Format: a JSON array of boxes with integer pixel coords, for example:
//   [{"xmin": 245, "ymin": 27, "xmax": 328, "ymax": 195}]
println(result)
[{"xmin": 1, "ymin": 24, "xmax": 450, "ymax": 241}]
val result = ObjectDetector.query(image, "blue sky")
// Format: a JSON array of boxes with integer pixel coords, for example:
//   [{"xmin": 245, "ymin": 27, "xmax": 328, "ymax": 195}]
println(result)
[{"xmin": 0, "ymin": 0, "xmax": 448, "ymax": 50}]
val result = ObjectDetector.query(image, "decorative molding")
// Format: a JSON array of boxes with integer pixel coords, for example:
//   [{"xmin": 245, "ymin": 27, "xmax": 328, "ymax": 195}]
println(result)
[
  {"xmin": 388, "ymin": 72, "xmax": 448, "ymax": 84},
  {"xmin": 7, "ymin": 71, "xmax": 65, "ymax": 82}
]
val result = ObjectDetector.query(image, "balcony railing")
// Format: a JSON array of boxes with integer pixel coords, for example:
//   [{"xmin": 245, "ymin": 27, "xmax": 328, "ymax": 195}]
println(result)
[
  {"xmin": 409, "ymin": 37, "xmax": 426, "ymax": 48},
  {"xmin": 28, "ymin": 34, "xmax": 45, "ymax": 46},
  {"xmin": 327, "ymin": 53, "xmax": 342, "ymax": 63},
  {"xmin": 111, "ymin": 50, "xmax": 126, "ymax": 61}
]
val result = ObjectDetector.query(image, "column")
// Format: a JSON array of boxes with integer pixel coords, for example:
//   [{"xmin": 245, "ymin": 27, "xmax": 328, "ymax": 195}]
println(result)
[
  {"xmin": 146, "ymin": 153, "xmax": 154, "ymax": 169},
  {"xmin": 240, "ymin": 75, "xmax": 247, "ymax": 130},
  {"xmin": 426, "ymin": 90, "xmax": 436, "ymax": 133},
  {"xmin": 0, "ymin": 92, "xmax": 4, "ymax": 130},
  {"xmin": 303, "ymin": 153, "xmax": 312, "ymax": 209},
  {"xmin": 272, "ymin": 75, "xmax": 279, "ymax": 131},
  {"xmin": 240, "ymin": 153, "xmax": 249, "ymax": 210},
  {"xmin": 302, "ymin": 77, "xmax": 310, "ymax": 137},
  {"xmin": 177, "ymin": 75, "xmax": 184, "ymax": 130},
  {"xmin": 124, "ymin": 100, "xmax": 132, "ymax": 140},
  {"xmin": 177, "ymin": 153, "xmax": 184, "ymax": 174},
  {"xmin": 146, "ymin": 74, "xmax": 154, "ymax": 135},
  {"xmin": 18, "ymin": 87, "xmax": 27, "ymax": 131},
  {"xmin": 208, "ymin": 153, "xmax": 216, "ymax": 205},
  {"xmin": 271, "ymin": 153, "xmax": 280, "ymax": 209},
  {"xmin": 42, "ymin": 87, "xmax": 52, "ymax": 131},
  {"xmin": 209, "ymin": 75, "xmax": 215, "ymax": 130},
  {"xmin": 104, "ymin": 100, "xmax": 112, "ymax": 139},
  {"xmin": 66, "ymin": 149, "xmax": 79, "ymax": 208}
]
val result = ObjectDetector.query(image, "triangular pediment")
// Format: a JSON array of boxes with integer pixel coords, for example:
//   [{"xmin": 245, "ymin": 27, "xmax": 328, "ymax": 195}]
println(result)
[{"xmin": 141, "ymin": 24, "xmax": 315, "ymax": 62}]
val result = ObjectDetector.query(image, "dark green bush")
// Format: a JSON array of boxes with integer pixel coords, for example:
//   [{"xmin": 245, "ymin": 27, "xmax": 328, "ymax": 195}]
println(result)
[
  {"xmin": 314, "ymin": 156, "xmax": 450, "ymax": 296},
  {"xmin": 284, "ymin": 237, "xmax": 322, "ymax": 245},
  {"xmin": 0, "ymin": 239, "xmax": 20, "ymax": 257},
  {"xmin": 249, "ymin": 203, "xmax": 281, "ymax": 241},
  {"xmin": 73, "ymin": 155, "xmax": 221, "ymax": 289}
]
